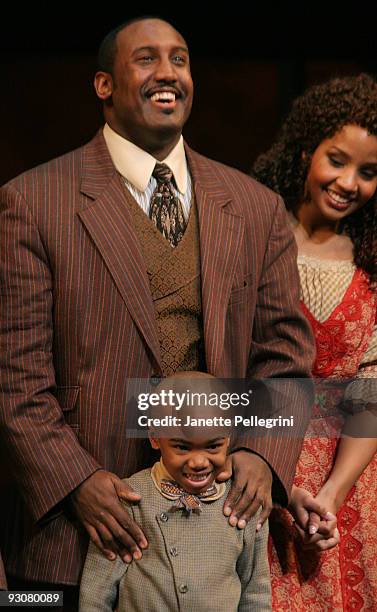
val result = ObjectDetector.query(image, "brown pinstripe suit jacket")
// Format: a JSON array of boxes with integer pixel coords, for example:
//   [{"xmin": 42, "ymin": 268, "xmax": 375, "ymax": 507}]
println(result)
[
  {"xmin": 0, "ymin": 553, "xmax": 6, "ymax": 590},
  {"xmin": 0, "ymin": 130, "xmax": 314, "ymax": 584}
]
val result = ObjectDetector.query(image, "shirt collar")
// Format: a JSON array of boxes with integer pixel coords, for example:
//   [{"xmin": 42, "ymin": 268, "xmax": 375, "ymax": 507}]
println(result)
[
  {"xmin": 103, "ymin": 123, "xmax": 188, "ymax": 194},
  {"xmin": 150, "ymin": 459, "xmax": 226, "ymax": 503}
]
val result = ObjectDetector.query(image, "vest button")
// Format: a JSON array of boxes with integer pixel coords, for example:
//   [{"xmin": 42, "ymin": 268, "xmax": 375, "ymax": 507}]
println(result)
[
  {"xmin": 179, "ymin": 584, "xmax": 188, "ymax": 594},
  {"xmin": 170, "ymin": 547, "xmax": 178, "ymax": 556},
  {"xmin": 159, "ymin": 512, "xmax": 169, "ymax": 522},
  {"xmin": 150, "ymin": 375, "xmax": 161, "ymax": 386}
]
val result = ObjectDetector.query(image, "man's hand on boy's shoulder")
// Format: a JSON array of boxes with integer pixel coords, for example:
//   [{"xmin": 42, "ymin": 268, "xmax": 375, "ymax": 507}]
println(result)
[
  {"xmin": 216, "ymin": 450, "xmax": 273, "ymax": 531},
  {"xmin": 68, "ymin": 469, "xmax": 148, "ymax": 563}
]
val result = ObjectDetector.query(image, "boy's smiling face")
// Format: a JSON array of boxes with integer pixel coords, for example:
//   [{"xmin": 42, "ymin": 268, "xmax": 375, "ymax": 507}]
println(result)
[{"xmin": 150, "ymin": 434, "xmax": 229, "ymax": 494}]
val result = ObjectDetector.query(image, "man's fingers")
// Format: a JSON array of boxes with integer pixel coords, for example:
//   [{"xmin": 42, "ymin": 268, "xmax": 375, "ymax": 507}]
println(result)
[
  {"xmin": 227, "ymin": 484, "xmax": 272, "ymax": 528},
  {"xmin": 112, "ymin": 501, "xmax": 148, "ymax": 550},
  {"xmin": 216, "ymin": 456, "xmax": 232, "ymax": 483},
  {"xmin": 93, "ymin": 510, "xmax": 145, "ymax": 562},
  {"xmin": 96, "ymin": 521, "xmax": 125, "ymax": 559},
  {"xmin": 232, "ymin": 490, "xmax": 265, "ymax": 523},
  {"xmin": 71, "ymin": 470, "xmax": 148, "ymax": 558},
  {"xmin": 222, "ymin": 451, "xmax": 273, "ymax": 526},
  {"xmin": 86, "ymin": 524, "xmax": 117, "ymax": 561},
  {"xmin": 100, "ymin": 512, "xmax": 144, "ymax": 560},
  {"xmin": 224, "ymin": 483, "xmax": 244, "ymax": 517},
  {"xmin": 255, "ymin": 498, "xmax": 273, "ymax": 531},
  {"xmin": 114, "ymin": 478, "xmax": 141, "ymax": 502}
]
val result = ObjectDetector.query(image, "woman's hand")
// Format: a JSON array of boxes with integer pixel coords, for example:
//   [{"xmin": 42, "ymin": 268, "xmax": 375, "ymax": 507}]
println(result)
[{"xmin": 289, "ymin": 485, "xmax": 339, "ymax": 551}]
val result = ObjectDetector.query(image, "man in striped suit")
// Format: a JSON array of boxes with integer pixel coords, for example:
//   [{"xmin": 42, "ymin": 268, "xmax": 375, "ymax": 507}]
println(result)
[{"xmin": 0, "ymin": 16, "xmax": 315, "ymax": 605}]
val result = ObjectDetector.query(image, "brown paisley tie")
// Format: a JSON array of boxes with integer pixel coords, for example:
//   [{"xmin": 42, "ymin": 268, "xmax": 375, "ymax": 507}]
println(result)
[{"xmin": 149, "ymin": 162, "xmax": 186, "ymax": 247}]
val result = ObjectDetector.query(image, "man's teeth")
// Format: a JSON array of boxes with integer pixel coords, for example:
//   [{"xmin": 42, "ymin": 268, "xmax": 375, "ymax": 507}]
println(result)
[
  {"xmin": 326, "ymin": 189, "xmax": 352, "ymax": 204},
  {"xmin": 150, "ymin": 91, "xmax": 176, "ymax": 102}
]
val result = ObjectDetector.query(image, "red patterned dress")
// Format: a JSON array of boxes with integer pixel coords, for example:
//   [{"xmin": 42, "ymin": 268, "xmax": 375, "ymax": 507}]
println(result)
[{"xmin": 270, "ymin": 256, "xmax": 377, "ymax": 611}]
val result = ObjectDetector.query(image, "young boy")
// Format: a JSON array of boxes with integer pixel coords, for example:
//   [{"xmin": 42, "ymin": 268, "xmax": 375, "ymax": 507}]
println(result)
[{"xmin": 79, "ymin": 374, "xmax": 271, "ymax": 611}]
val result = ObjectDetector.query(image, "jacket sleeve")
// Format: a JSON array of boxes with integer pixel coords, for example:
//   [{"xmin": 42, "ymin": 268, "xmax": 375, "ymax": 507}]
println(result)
[
  {"xmin": 237, "ymin": 517, "xmax": 272, "ymax": 611},
  {"xmin": 0, "ymin": 551, "xmax": 7, "ymax": 590},
  {"xmin": 79, "ymin": 541, "xmax": 128, "ymax": 612},
  {"xmin": 233, "ymin": 195, "xmax": 315, "ymax": 505},
  {"xmin": 0, "ymin": 183, "xmax": 100, "ymax": 522}
]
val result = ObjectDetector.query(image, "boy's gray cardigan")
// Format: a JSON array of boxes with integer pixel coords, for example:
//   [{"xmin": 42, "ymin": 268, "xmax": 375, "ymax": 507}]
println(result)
[{"xmin": 79, "ymin": 468, "xmax": 271, "ymax": 611}]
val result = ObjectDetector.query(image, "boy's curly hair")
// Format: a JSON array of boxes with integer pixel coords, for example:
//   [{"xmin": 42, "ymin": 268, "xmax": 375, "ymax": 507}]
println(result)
[{"xmin": 252, "ymin": 73, "xmax": 377, "ymax": 281}]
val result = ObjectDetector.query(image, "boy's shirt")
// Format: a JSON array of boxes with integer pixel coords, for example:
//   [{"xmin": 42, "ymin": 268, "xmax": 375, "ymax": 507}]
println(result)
[
  {"xmin": 150, "ymin": 458, "xmax": 226, "ymax": 511},
  {"xmin": 79, "ymin": 464, "xmax": 271, "ymax": 612}
]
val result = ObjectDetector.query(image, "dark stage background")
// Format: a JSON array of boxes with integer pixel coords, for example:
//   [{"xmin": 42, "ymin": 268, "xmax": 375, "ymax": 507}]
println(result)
[{"xmin": 2, "ymin": 9, "xmax": 377, "ymax": 185}]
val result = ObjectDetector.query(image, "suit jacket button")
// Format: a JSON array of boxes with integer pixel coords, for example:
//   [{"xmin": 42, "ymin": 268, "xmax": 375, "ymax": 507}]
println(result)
[
  {"xmin": 150, "ymin": 375, "xmax": 162, "ymax": 386},
  {"xmin": 179, "ymin": 584, "xmax": 188, "ymax": 594},
  {"xmin": 160, "ymin": 512, "xmax": 169, "ymax": 522}
]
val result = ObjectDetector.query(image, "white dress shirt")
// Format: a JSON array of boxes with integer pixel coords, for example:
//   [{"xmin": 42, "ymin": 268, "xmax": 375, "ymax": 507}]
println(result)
[{"xmin": 103, "ymin": 124, "xmax": 192, "ymax": 221}]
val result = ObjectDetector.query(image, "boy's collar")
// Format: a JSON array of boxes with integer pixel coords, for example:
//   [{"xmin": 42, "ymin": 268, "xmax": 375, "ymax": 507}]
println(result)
[{"xmin": 151, "ymin": 459, "xmax": 226, "ymax": 509}]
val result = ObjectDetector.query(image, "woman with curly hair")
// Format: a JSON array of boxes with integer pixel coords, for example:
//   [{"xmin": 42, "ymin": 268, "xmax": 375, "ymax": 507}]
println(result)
[{"xmin": 253, "ymin": 73, "xmax": 377, "ymax": 611}]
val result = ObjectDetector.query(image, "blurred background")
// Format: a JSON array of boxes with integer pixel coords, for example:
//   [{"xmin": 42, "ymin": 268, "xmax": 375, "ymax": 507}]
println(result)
[{"xmin": 2, "ymin": 7, "xmax": 377, "ymax": 185}]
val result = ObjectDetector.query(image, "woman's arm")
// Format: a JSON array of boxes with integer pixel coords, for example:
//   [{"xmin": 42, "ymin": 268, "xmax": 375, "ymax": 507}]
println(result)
[{"xmin": 317, "ymin": 429, "xmax": 377, "ymax": 513}]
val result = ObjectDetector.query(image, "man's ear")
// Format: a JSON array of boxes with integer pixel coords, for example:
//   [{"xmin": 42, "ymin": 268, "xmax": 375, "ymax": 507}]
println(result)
[
  {"xmin": 94, "ymin": 71, "xmax": 114, "ymax": 101},
  {"xmin": 149, "ymin": 435, "xmax": 160, "ymax": 450}
]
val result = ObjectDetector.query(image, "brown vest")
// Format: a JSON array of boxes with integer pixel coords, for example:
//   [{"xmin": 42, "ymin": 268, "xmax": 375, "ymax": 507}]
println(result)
[{"xmin": 124, "ymin": 188, "xmax": 206, "ymax": 375}]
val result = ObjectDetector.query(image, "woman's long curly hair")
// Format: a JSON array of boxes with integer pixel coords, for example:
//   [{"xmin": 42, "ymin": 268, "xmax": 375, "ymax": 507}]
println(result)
[{"xmin": 252, "ymin": 73, "xmax": 377, "ymax": 281}]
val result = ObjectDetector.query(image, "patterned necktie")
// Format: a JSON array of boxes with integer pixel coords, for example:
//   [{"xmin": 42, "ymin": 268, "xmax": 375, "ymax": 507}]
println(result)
[
  {"xmin": 149, "ymin": 162, "xmax": 186, "ymax": 247},
  {"xmin": 160, "ymin": 479, "xmax": 218, "ymax": 514}
]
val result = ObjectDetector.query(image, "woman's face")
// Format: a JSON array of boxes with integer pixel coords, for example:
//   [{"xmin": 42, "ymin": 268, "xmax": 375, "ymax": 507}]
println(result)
[{"xmin": 302, "ymin": 125, "xmax": 377, "ymax": 225}]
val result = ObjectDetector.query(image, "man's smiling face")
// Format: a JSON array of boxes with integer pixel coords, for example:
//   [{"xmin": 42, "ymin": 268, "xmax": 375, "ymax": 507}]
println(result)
[{"xmin": 95, "ymin": 18, "xmax": 193, "ymax": 156}]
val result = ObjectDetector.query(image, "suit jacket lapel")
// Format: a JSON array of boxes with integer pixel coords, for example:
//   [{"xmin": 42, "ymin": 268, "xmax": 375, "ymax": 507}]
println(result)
[
  {"xmin": 185, "ymin": 146, "xmax": 244, "ymax": 374},
  {"xmin": 77, "ymin": 132, "xmax": 162, "ymax": 370},
  {"xmin": 76, "ymin": 133, "xmax": 243, "ymax": 375}
]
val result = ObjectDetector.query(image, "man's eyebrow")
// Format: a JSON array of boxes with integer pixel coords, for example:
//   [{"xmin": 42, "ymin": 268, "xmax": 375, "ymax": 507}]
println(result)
[
  {"xmin": 171, "ymin": 46, "xmax": 189, "ymax": 53},
  {"xmin": 132, "ymin": 45, "xmax": 189, "ymax": 55},
  {"xmin": 132, "ymin": 46, "xmax": 155, "ymax": 55}
]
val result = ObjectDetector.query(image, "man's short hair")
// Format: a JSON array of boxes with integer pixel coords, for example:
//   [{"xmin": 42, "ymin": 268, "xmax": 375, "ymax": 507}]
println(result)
[{"xmin": 97, "ymin": 15, "xmax": 179, "ymax": 74}]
